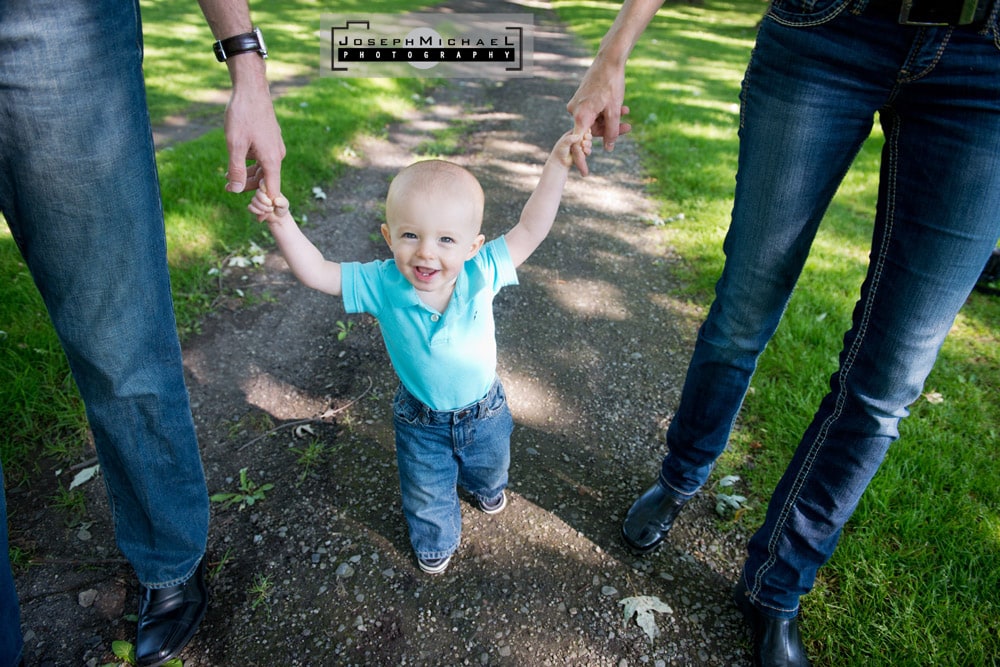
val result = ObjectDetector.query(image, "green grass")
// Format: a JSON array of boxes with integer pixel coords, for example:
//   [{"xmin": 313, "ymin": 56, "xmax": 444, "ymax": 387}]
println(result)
[
  {"xmin": 554, "ymin": 0, "xmax": 1000, "ymax": 664},
  {"xmin": 0, "ymin": 0, "xmax": 436, "ymax": 478}
]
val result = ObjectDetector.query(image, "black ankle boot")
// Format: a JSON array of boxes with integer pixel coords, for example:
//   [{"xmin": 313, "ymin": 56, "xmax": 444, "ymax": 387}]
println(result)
[
  {"xmin": 621, "ymin": 482, "xmax": 688, "ymax": 555},
  {"xmin": 733, "ymin": 579, "xmax": 811, "ymax": 667}
]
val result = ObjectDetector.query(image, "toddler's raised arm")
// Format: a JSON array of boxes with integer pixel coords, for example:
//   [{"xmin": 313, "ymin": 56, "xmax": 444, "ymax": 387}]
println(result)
[
  {"xmin": 505, "ymin": 129, "xmax": 592, "ymax": 268},
  {"xmin": 248, "ymin": 179, "xmax": 343, "ymax": 297}
]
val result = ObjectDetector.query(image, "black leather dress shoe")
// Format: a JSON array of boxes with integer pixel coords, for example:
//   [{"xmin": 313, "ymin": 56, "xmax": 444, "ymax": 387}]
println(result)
[
  {"xmin": 135, "ymin": 559, "xmax": 208, "ymax": 667},
  {"xmin": 733, "ymin": 580, "xmax": 811, "ymax": 667},
  {"xmin": 621, "ymin": 482, "xmax": 688, "ymax": 555}
]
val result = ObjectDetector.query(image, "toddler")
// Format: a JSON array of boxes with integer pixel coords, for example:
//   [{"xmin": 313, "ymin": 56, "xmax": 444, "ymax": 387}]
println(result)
[{"xmin": 248, "ymin": 130, "xmax": 590, "ymax": 573}]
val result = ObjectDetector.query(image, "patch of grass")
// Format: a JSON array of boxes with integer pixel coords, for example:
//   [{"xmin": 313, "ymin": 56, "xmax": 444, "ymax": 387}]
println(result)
[
  {"xmin": 138, "ymin": 0, "xmax": 423, "ymax": 125},
  {"xmin": 249, "ymin": 572, "xmax": 274, "ymax": 616},
  {"xmin": 414, "ymin": 118, "xmax": 475, "ymax": 156},
  {"xmin": 291, "ymin": 438, "xmax": 333, "ymax": 484},
  {"xmin": 208, "ymin": 547, "xmax": 234, "ymax": 582},
  {"xmin": 51, "ymin": 485, "xmax": 87, "ymax": 526},
  {"xmin": 555, "ymin": 0, "xmax": 1000, "ymax": 663},
  {"xmin": 0, "ymin": 0, "xmax": 436, "ymax": 475},
  {"xmin": 0, "ymin": 243, "xmax": 91, "ymax": 477}
]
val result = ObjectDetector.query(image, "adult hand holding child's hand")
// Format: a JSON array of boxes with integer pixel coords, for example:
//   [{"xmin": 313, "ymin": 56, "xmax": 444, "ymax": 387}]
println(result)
[{"xmin": 246, "ymin": 170, "xmax": 290, "ymax": 223}]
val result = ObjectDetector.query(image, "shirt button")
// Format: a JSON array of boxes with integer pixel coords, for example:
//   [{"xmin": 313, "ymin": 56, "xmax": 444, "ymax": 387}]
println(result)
[{"xmin": 431, "ymin": 314, "xmax": 440, "ymax": 322}]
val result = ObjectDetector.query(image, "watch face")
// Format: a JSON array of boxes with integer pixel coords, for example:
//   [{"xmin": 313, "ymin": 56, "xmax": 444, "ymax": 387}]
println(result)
[{"xmin": 254, "ymin": 27, "xmax": 268, "ymax": 58}]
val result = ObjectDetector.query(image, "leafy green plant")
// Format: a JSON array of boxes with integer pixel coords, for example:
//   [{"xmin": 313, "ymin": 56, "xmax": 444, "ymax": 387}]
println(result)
[
  {"xmin": 249, "ymin": 573, "xmax": 273, "ymax": 616},
  {"xmin": 52, "ymin": 485, "xmax": 87, "ymax": 525},
  {"xmin": 712, "ymin": 475, "xmax": 748, "ymax": 519},
  {"xmin": 101, "ymin": 639, "xmax": 182, "ymax": 667},
  {"xmin": 209, "ymin": 468, "xmax": 274, "ymax": 510},
  {"xmin": 291, "ymin": 438, "xmax": 327, "ymax": 482},
  {"xmin": 8, "ymin": 545, "xmax": 30, "ymax": 569},
  {"xmin": 336, "ymin": 319, "xmax": 355, "ymax": 341}
]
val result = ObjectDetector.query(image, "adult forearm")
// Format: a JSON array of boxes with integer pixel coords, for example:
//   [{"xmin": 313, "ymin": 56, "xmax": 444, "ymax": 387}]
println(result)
[
  {"xmin": 197, "ymin": 0, "xmax": 253, "ymax": 40},
  {"xmin": 197, "ymin": 0, "xmax": 266, "ymax": 86},
  {"xmin": 197, "ymin": 1, "xmax": 285, "ymax": 195},
  {"xmin": 594, "ymin": 0, "xmax": 665, "ymax": 67}
]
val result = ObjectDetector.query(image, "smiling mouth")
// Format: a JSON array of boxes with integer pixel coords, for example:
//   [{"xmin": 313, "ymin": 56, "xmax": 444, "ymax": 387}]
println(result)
[{"xmin": 414, "ymin": 266, "xmax": 439, "ymax": 282}]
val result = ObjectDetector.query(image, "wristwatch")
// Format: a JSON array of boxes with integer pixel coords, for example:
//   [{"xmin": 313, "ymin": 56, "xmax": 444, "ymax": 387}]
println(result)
[{"xmin": 213, "ymin": 26, "xmax": 267, "ymax": 62}]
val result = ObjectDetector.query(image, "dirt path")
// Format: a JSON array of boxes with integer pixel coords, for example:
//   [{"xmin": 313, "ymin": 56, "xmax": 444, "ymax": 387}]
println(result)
[{"xmin": 13, "ymin": 2, "xmax": 756, "ymax": 665}]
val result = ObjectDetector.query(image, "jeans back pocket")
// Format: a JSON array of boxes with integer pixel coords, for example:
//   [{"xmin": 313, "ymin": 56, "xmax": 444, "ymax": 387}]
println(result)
[{"xmin": 768, "ymin": 0, "xmax": 852, "ymax": 26}]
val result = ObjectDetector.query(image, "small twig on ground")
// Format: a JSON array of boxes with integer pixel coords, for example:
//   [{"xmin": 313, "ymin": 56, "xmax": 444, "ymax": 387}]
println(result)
[
  {"xmin": 70, "ymin": 457, "xmax": 99, "ymax": 471},
  {"xmin": 236, "ymin": 376, "xmax": 374, "ymax": 452},
  {"xmin": 27, "ymin": 557, "xmax": 129, "ymax": 566}
]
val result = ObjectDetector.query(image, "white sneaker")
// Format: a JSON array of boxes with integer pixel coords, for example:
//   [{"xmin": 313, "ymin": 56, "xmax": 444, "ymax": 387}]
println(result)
[
  {"xmin": 417, "ymin": 554, "xmax": 452, "ymax": 574},
  {"xmin": 478, "ymin": 491, "xmax": 507, "ymax": 515}
]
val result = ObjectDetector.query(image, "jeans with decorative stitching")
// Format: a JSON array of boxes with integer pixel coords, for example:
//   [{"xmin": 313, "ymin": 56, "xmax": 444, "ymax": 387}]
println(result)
[{"xmin": 657, "ymin": 3, "xmax": 1000, "ymax": 619}]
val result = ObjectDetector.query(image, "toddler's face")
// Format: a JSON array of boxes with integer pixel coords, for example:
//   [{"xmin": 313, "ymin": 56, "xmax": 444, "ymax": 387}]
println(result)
[{"xmin": 381, "ymin": 190, "xmax": 484, "ymax": 298}]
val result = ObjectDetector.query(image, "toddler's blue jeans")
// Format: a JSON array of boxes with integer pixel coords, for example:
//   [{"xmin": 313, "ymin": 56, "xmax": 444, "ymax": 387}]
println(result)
[{"xmin": 393, "ymin": 379, "xmax": 512, "ymax": 561}]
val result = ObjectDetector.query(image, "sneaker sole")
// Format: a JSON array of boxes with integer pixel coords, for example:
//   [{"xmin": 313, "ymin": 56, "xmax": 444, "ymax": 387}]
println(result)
[
  {"xmin": 479, "ymin": 492, "xmax": 507, "ymax": 515},
  {"xmin": 417, "ymin": 555, "xmax": 452, "ymax": 574}
]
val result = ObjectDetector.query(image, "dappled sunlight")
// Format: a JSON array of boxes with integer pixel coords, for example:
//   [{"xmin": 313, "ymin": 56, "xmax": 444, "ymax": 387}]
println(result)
[
  {"xmin": 673, "ymin": 118, "xmax": 739, "ymax": 142},
  {"xmin": 262, "ymin": 58, "xmax": 312, "ymax": 82},
  {"xmin": 495, "ymin": 494, "xmax": 609, "ymax": 564},
  {"xmin": 503, "ymin": 369, "xmax": 580, "ymax": 433},
  {"xmin": 647, "ymin": 290, "xmax": 706, "ymax": 323},
  {"xmin": 519, "ymin": 266, "xmax": 630, "ymax": 322},
  {"xmin": 565, "ymin": 172, "xmax": 654, "ymax": 217},
  {"xmin": 809, "ymin": 233, "xmax": 871, "ymax": 269},
  {"xmin": 630, "ymin": 56, "xmax": 680, "ymax": 72},
  {"xmin": 238, "ymin": 367, "xmax": 332, "ymax": 420},
  {"xmin": 185, "ymin": 351, "xmax": 332, "ymax": 422},
  {"xmin": 401, "ymin": 102, "xmax": 468, "ymax": 134},
  {"xmin": 484, "ymin": 139, "xmax": 549, "ymax": 164},
  {"xmin": 532, "ymin": 49, "xmax": 592, "ymax": 70},
  {"xmin": 675, "ymin": 28, "xmax": 757, "ymax": 52},
  {"xmin": 163, "ymin": 208, "xmax": 222, "ymax": 266}
]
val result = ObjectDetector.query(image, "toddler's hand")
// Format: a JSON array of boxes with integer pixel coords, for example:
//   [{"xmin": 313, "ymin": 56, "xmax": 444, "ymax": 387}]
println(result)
[
  {"xmin": 248, "ymin": 181, "xmax": 290, "ymax": 223},
  {"xmin": 557, "ymin": 129, "xmax": 592, "ymax": 170}
]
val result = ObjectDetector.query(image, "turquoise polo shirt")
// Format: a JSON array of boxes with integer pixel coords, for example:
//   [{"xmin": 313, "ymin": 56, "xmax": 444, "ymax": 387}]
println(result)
[{"xmin": 341, "ymin": 237, "xmax": 518, "ymax": 411}]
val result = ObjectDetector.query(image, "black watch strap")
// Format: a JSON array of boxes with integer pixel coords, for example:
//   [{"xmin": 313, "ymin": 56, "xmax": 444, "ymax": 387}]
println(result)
[{"xmin": 214, "ymin": 27, "xmax": 267, "ymax": 62}]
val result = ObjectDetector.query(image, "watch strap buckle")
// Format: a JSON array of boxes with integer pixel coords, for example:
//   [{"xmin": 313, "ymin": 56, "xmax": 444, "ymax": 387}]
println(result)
[{"xmin": 213, "ymin": 26, "xmax": 267, "ymax": 62}]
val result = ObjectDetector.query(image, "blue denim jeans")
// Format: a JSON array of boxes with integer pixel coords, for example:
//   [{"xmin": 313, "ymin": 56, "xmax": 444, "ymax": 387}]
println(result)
[
  {"xmin": 0, "ymin": 467, "xmax": 18, "ymax": 667},
  {"xmin": 657, "ymin": 1, "xmax": 1000, "ymax": 619},
  {"xmin": 393, "ymin": 379, "xmax": 512, "ymax": 560},
  {"xmin": 0, "ymin": 1, "xmax": 209, "ymax": 662}
]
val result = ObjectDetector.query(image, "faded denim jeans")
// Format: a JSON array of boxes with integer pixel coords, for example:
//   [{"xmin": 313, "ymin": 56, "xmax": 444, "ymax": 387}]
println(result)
[{"xmin": 0, "ymin": 1, "xmax": 209, "ymax": 663}]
